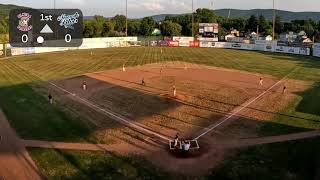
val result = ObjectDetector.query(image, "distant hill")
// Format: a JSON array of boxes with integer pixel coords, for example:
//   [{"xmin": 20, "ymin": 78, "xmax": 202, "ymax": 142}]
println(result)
[
  {"xmin": 215, "ymin": 9, "xmax": 320, "ymax": 22},
  {"xmin": 0, "ymin": 4, "xmax": 28, "ymax": 17},
  {"xmin": 150, "ymin": 9, "xmax": 320, "ymax": 22}
]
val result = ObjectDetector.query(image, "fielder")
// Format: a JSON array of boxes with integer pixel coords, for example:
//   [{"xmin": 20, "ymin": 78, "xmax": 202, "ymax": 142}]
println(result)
[
  {"xmin": 141, "ymin": 77, "xmax": 146, "ymax": 86},
  {"xmin": 122, "ymin": 64, "xmax": 126, "ymax": 72},
  {"xmin": 259, "ymin": 77, "xmax": 264, "ymax": 86},
  {"xmin": 48, "ymin": 93, "xmax": 53, "ymax": 104},
  {"xmin": 173, "ymin": 85, "xmax": 177, "ymax": 97},
  {"xmin": 82, "ymin": 81, "xmax": 87, "ymax": 90},
  {"xmin": 283, "ymin": 85, "xmax": 287, "ymax": 94}
]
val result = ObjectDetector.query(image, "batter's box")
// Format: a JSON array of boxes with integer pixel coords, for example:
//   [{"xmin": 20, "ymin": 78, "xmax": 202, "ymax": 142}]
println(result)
[{"xmin": 169, "ymin": 140, "xmax": 200, "ymax": 150}]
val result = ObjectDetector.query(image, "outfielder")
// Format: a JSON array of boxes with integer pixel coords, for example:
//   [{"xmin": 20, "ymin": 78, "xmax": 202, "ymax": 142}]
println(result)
[{"xmin": 48, "ymin": 93, "xmax": 53, "ymax": 104}]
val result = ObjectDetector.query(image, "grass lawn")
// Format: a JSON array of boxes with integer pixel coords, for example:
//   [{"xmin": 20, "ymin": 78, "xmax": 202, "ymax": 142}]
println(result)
[
  {"xmin": 208, "ymin": 137, "xmax": 320, "ymax": 180},
  {"xmin": 1, "ymin": 47, "xmax": 320, "ymax": 179},
  {"xmin": 29, "ymin": 148, "xmax": 171, "ymax": 180}
]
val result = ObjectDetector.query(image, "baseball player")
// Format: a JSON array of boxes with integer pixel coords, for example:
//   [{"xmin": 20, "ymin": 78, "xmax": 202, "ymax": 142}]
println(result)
[
  {"xmin": 173, "ymin": 85, "xmax": 177, "ymax": 97},
  {"xmin": 122, "ymin": 64, "xmax": 126, "ymax": 72},
  {"xmin": 141, "ymin": 77, "xmax": 146, "ymax": 86},
  {"xmin": 259, "ymin": 77, "xmax": 264, "ymax": 86},
  {"xmin": 174, "ymin": 133, "xmax": 179, "ymax": 148},
  {"xmin": 48, "ymin": 93, "xmax": 53, "ymax": 104},
  {"xmin": 82, "ymin": 81, "xmax": 87, "ymax": 90},
  {"xmin": 283, "ymin": 85, "xmax": 287, "ymax": 94}
]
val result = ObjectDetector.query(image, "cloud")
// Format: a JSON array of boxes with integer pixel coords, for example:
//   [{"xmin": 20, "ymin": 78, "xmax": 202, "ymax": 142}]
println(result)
[
  {"xmin": 61, "ymin": 0, "xmax": 86, "ymax": 5},
  {"xmin": 129, "ymin": 0, "xmax": 191, "ymax": 14}
]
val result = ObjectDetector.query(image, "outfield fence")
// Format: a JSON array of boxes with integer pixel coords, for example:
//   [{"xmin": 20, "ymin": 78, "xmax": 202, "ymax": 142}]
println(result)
[{"xmin": 2, "ymin": 36, "xmax": 319, "ymax": 58}]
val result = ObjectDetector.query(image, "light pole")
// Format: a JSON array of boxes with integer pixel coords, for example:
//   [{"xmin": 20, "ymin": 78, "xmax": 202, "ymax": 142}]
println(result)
[
  {"xmin": 125, "ymin": 0, "xmax": 128, "ymax": 37},
  {"xmin": 272, "ymin": 0, "xmax": 276, "ymax": 40},
  {"xmin": 53, "ymin": 0, "xmax": 56, "ymax": 9},
  {"xmin": 191, "ymin": 0, "xmax": 194, "ymax": 37}
]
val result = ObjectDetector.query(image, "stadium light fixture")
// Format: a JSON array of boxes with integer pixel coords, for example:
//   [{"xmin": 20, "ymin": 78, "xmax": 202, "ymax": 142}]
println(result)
[
  {"xmin": 272, "ymin": 0, "xmax": 276, "ymax": 40},
  {"xmin": 125, "ymin": 0, "xmax": 128, "ymax": 37},
  {"xmin": 192, "ymin": 0, "xmax": 194, "ymax": 37}
]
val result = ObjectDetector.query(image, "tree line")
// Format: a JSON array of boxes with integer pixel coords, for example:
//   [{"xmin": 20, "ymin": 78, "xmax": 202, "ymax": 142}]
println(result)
[{"xmin": 1, "ymin": 8, "xmax": 320, "ymax": 42}]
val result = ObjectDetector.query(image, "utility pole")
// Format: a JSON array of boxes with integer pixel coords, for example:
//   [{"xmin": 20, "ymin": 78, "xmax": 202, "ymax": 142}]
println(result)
[
  {"xmin": 191, "ymin": 0, "xmax": 194, "ymax": 37},
  {"xmin": 272, "ymin": 0, "xmax": 276, "ymax": 40},
  {"xmin": 125, "ymin": 0, "xmax": 128, "ymax": 37}
]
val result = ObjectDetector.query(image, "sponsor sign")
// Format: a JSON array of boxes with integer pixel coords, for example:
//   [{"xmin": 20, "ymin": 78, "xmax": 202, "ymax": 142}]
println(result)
[
  {"xmin": 313, "ymin": 43, "xmax": 320, "ymax": 57},
  {"xmin": 159, "ymin": 40, "xmax": 168, "ymax": 46},
  {"xmin": 189, "ymin": 41, "xmax": 200, "ymax": 47},
  {"xmin": 198, "ymin": 37, "xmax": 218, "ymax": 42},
  {"xmin": 168, "ymin": 41, "xmax": 179, "ymax": 47}
]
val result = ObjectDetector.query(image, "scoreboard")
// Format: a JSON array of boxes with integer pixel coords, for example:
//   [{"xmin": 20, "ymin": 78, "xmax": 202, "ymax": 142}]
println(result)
[
  {"xmin": 199, "ymin": 23, "xmax": 219, "ymax": 38},
  {"xmin": 9, "ymin": 9, "xmax": 83, "ymax": 47}
]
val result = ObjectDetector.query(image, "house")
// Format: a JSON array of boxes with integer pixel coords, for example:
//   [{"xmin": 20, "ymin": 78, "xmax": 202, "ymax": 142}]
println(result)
[
  {"xmin": 225, "ymin": 34, "xmax": 236, "ymax": 41},
  {"xmin": 258, "ymin": 35, "xmax": 273, "ymax": 41},
  {"xmin": 280, "ymin": 31, "xmax": 298, "ymax": 42},
  {"xmin": 230, "ymin": 29, "xmax": 240, "ymax": 37},
  {"xmin": 152, "ymin": 28, "xmax": 161, "ymax": 36}
]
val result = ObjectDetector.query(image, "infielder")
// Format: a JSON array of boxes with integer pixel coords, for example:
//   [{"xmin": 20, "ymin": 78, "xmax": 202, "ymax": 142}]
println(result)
[
  {"xmin": 173, "ymin": 85, "xmax": 177, "ymax": 97},
  {"xmin": 82, "ymin": 81, "xmax": 87, "ymax": 90},
  {"xmin": 259, "ymin": 77, "xmax": 264, "ymax": 86}
]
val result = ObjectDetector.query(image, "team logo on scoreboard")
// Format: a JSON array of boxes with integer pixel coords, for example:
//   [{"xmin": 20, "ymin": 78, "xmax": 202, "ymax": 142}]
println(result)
[
  {"xmin": 17, "ymin": 13, "xmax": 32, "ymax": 31},
  {"xmin": 57, "ymin": 12, "xmax": 80, "ymax": 30}
]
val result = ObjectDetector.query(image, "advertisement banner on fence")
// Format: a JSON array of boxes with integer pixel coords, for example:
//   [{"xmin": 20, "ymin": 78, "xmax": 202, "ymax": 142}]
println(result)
[
  {"xmin": 168, "ymin": 41, "xmax": 179, "ymax": 47},
  {"xmin": 214, "ymin": 42, "xmax": 232, "ymax": 48},
  {"xmin": 189, "ymin": 41, "xmax": 200, "ymax": 47},
  {"xmin": 200, "ymin": 41, "xmax": 215, "ymax": 48},
  {"xmin": 159, "ymin": 40, "xmax": 168, "ymax": 46},
  {"xmin": 313, "ymin": 43, "xmax": 320, "ymax": 57},
  {"xmin": 173, "ymin": 37, "xmax": 194, "ymax": 47}
]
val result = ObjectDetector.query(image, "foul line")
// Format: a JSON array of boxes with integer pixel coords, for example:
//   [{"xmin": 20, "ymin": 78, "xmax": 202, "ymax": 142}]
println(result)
[
  {"xmin": 10, "ymin": 62, "xmax": 171, "ymax": 142},
  {"xmin": 194, "ymin": 68, "xmax": 298, "ymax": 140}
]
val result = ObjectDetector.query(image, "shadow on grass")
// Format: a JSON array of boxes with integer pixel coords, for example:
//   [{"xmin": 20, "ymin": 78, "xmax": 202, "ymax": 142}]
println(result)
[
  {"xmin": 29, "ymin": 148, "xmax": 172, "ymax": 180},
  {"xmin": 208, "ymin": 137, "xmax": 320, "ymax": 180},
  {"xmin": 296, "ymin": 82, "xmax": 320, "ymax": 117},
  {"xmin": 0, "ymin": 84, "xmax": 94, "ymax": 142}
]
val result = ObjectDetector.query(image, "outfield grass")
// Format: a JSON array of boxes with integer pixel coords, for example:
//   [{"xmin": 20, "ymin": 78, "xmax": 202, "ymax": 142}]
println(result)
[
  {"xmin": 1, "ymin": 47, "xmax": 320, "ymax": 179},
  {"xmin": 2, "ymin": 47, "xmax": 320, "ymax": 137},
  {"xmin": 208, "ymin": 137, "xmax": 320, "ymax": 180},
  {"xmin": 29, "ymin": 148, "xmax": 171, "ymax": 180}
]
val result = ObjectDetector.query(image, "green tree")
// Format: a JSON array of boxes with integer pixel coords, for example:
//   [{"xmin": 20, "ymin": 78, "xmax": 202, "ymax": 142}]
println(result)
[
  {"xmin": 195, "ymin": 8, "xmax": 217, "ymax": 23},
  {"xmin": 83, "ymin": 21, "xmax": 95, "ymax": 38},
  {"xmin": 140, "ymin": 17, "xmax": 155, "ymax": 36},
  {"xmin": 258, "ymin": 15, "xmax": 270, "ymax": 34},
  {"xmin": 246, "ymin": 15, "xmax": 258, "ymax": 32},
  {"xmin": 160, "ymin": 21, "xmax": 182, "ymax": 36},
  {"xmin": 274, "ymin": 15, "xmax": 284, "ymax": 34},
  {"xmin": 102, "ymin": 21, "xmax": 115, "ymax": 37},
  {"xmin": 127, "ymin": 20, "xmax": 141, "ymax": 36},
  {"xmin": 112, "ymin": 15, "xmax": 126, "ymax": 33}
]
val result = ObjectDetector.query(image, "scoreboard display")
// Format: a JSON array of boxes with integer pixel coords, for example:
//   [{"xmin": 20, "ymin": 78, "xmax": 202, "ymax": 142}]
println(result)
[
  {"xmin": 199, "ymin": 23, "xmax": 219, "ymax": 38},
  {"xmin": 9, "ymin": 9, "xmax": 83, "ymax": 47}
]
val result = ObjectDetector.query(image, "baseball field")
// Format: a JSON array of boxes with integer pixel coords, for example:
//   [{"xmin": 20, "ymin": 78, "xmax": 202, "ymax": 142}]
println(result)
[{"xmin": 1, "ymin": 47, "xmax": 320, "ymax": 179}]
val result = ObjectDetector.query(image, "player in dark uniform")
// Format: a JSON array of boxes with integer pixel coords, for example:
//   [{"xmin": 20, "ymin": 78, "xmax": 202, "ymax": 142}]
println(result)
[
  {"xmin": 48, "ymin": 93, "xmax": 53, "ymax": 104},
  {"xmin": 141, "ymin": 77, "xmax": 146, "ymax": 86},
  {"xmin": 283, "ymin": 85, "xmax": 287, "ymax": 94}
]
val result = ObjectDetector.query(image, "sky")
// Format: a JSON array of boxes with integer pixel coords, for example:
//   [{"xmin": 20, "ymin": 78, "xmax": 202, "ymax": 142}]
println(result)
[{"xmin": 1, "ymin": 0, "xmax": 320, "ymax": 18}]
